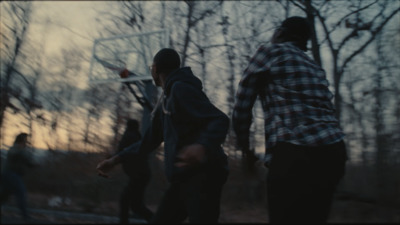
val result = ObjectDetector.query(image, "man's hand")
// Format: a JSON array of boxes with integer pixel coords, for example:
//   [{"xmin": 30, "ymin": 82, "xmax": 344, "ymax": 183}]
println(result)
[
  {"xmin": 96, "ymin": 155, "xmax": 120, "ymax": 178},
  {"xmin": 175, "ymin": 144, "xmax": 206, "ymax": 168}
]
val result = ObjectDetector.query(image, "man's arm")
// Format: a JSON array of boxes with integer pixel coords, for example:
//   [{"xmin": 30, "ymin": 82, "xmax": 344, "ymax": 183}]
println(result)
[
  {"xmin": 232, "ymin": 45, "xmax": 271, "ymax": 157},
  {"xmin": 232, "ymin": 76, "xmax": 261, "ymax": 151}
]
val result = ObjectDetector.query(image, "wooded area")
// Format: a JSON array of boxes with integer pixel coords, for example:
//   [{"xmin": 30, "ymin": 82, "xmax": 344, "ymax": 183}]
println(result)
[{"xmin": 1, "ymin": 0, "xmax": 399, "ymax": 222}]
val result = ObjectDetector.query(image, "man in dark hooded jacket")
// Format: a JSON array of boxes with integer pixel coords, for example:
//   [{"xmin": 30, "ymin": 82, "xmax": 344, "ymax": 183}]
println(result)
[{"xmin": 97, "ymin": 48, "xmax": 229, "ymax": 224}]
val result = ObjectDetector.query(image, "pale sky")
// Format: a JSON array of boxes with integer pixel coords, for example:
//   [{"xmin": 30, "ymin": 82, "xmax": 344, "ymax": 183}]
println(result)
[
  {"xmin": 31, "ymin": 1, "xmax": 107, "ymax": 54},
  {"xmin": 2, "ymin": 1, "xmax": 110, "ymax": 150}
]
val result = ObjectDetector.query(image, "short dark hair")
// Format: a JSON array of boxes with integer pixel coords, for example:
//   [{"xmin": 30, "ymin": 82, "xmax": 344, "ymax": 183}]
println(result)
[
  {"xmin": 14, "ymin": 133, "xmax": 28, "ymax": 145},
  {"xmin": 153, "ymin": 48, "xmax": 181, "ymax": 75},
  {"xmin": 280, "ymin": 16, "xmax": 311, "ymax": 51}
]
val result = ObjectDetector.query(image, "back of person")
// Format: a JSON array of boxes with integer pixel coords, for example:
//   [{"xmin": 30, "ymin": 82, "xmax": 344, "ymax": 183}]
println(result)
[
  {"xmin": 4, "ymin": 145, "xmax": 34, "ymax": 176},
  {"xmin": 232, "ymin": 17, "xmax": 347, "ymax": 224},
  {"xmin": 258, "ymin": 41, "xmax": 343, "ymax": 148}
]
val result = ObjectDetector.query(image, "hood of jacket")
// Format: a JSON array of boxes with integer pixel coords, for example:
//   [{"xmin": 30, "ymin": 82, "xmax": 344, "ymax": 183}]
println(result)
[{"xmin": 164, "ymin": 67, "xmax": 202, "ymax": 96}]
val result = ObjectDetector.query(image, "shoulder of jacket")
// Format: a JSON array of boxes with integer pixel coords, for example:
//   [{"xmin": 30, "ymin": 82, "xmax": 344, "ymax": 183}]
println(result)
[{"xmin": 170, "ymin": 81, "xmax": 196, "ymax": 94}]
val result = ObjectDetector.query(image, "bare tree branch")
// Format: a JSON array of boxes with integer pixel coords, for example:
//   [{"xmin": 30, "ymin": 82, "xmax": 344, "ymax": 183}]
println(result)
[
  {"xmin": 341, "ymin": 6, "xmax": 400, "ymax": 73},
  {"xmin": 337, "ymin": 2, "xmax": 385, "ymax": 52}
]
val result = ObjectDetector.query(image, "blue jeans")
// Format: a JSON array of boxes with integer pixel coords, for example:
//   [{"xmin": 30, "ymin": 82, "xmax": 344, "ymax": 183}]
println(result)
[{"xmin": 0, "ymin": 171, "xmax": 29, "ymax": 220}]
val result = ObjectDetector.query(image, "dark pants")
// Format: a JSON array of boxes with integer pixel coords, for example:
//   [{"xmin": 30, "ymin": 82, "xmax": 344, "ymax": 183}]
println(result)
[
  {"xmin": 151, "ymin": 168, "xmax": 228, "ymax": 224},
  {"xmin": 119, "ymin": 175, "xmax": 153, "ymax": 224},
  {"xmin": 0, "ymin": 171, "xmax": 29, "ymax": 220},
  {"xmin": 266, "ymin": 140, "xmax": 347, "ymax": 224}
]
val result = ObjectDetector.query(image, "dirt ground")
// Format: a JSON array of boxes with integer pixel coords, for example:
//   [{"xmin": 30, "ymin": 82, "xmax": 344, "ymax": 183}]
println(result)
[
  {"xmin": 1, "ymin": 193, "xmax": 266, "ymax": 224},
  {"xmin": 1, "ymin": 192, "xmax": 400, "ymax": 224}
]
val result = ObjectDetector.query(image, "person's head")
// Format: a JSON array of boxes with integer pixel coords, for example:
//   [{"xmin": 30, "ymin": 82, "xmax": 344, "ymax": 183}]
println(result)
[
  {"xmin": 271, "ymin": 16, "xmax": 311, "ymax": 51},
  {"xmin": 150, "ymin": 48, "xmax": 181, "ymax": 87},
  {"xmin": 14, "ymin": 133, "xmax": 28, "ymax": 146},
  {"xmin": 126, "ymin": 119, "xmax": 139, "ymax": 131}
]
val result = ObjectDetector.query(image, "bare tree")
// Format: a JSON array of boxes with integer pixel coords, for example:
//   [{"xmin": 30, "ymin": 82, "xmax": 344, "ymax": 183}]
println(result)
[
  {"xmin": 342, "ymin": 71, "xmax": 372, "ymax": 163},
  {"xmin": 161, "ymin": 1, "xmax": 223, "ymax": 66},
  {"xmin": 93, "ymin": 1, "xmax": 158, "ymax": 136},
  {"xmin": 179, "ymin": 1, "xmax": 222, "ymax": 66},
  {"xmin": 291, "ymin": 0, "xmax": 400, "ymax": 121},
  {"xmin": 109, "ymin": 84, "xmax": 143, "ymax": 155},
  {"xmin": 0, "ymin": 1, "xmax": 33, "ymax": 131},
  {"xmin": 82, "ymin": 84, "xmax": 114, "ymax": 152},
  {"xmin": 16, "ymin": 19, "xmax": 50, "ymax": 147},
  {"xmin": 42, "ymin": 46, "xmax": 87, "ymax": 151}
]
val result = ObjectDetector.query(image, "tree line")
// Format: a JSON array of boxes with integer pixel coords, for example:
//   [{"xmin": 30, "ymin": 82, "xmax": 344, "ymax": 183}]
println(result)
[{"xmin": 1, "ymin": 0, "xmax": 399, "ymax": 206}]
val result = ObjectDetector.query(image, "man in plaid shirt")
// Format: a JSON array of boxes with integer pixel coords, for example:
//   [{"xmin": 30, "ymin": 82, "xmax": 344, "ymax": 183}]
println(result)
[{"xmin": 232, "ymin": 16, "xmax": 347, "ymax": 224}]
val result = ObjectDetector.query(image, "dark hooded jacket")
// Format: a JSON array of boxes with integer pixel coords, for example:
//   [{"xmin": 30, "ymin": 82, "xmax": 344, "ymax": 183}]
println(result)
[{"xmin": 119, "ymin": 67, "xmax": 229, "ymax": 182}]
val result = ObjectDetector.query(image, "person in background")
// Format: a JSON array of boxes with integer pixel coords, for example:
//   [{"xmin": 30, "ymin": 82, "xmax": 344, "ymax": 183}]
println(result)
[
  {"xmin": 116, "ymin": 118, "xmax": 153, "ymax": 223},
  {"xmin": 97, "ymin": 48, "xmax": 229, "ymax": 224},
  {"xmin": 232, "ymin": 16, "xmax": 347, "ymax": 224},
  {"xmin": 0, "ymin": 133, "xmax": 36, "ymax": 222}
]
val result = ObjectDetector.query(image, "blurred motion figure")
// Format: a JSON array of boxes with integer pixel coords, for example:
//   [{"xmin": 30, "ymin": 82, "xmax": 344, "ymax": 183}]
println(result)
[
  {"xmin": 116, "ymin": 119, "xmax": 153, "ymax": 223},
  {"xmin": 0, "ymin": 133, "xmax": 36, "ymax": 222}
]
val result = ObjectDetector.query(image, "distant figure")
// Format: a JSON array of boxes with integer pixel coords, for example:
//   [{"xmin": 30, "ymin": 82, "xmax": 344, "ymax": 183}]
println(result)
[
  {"xmin": 116, "ymin": 119, "xmax": 153, "ymax": 223},
  {"xmin": 232, "ymin": 16, "xmax": 347, "ymax": 224},
  {"xmin": 0, "ymin": 133, "xmax": 36, "ymax": 222}
]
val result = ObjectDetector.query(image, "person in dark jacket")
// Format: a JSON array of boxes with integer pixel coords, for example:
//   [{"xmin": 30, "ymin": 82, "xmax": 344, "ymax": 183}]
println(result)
[
  {"xmin": 97, "ymin": 48, "xmax": 229, "ymax": 224},
  {"xmin": 116, "ymin": 119, "xmax": 153, "ymax": 223},
  {"xmin": 0, "ymin": 133, "xmax": 35, "ymax": 222}
]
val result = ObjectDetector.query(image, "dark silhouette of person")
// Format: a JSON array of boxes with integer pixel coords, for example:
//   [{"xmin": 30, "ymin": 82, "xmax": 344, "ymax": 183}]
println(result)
[
  {"xmin": 97, "ymin": 48, "xmax": 229, "ymax": 224},
  {"xmin": 1, "ymin": 133, "xmax": 36, "ymax": 222},
  {"xmin": 116, "ymin": 119, "xmax": 153, "ymax": 223},
  {"xmin": 232, "ymin": 16, "xmax": 347, "ymax": 224}
]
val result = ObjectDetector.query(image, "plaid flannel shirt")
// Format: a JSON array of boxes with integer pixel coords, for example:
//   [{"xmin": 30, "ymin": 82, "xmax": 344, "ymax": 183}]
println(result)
[{"xmin": 232, "ymin": 42, "xmax": 344, "ymax": 152}]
